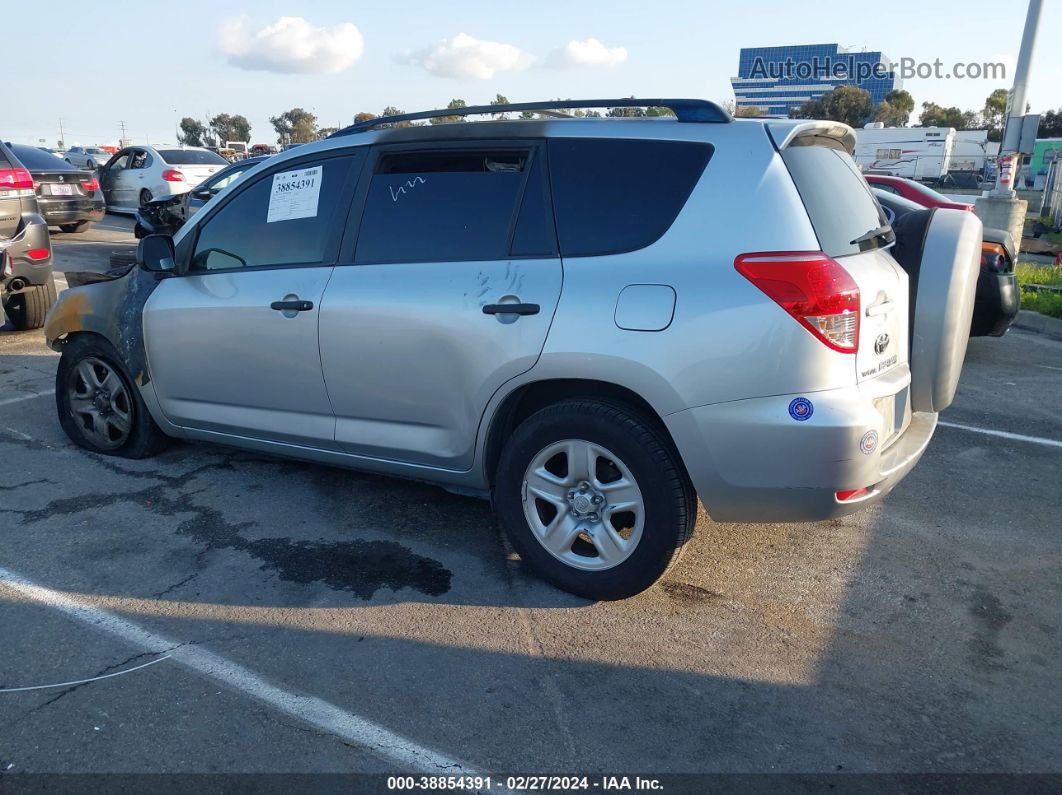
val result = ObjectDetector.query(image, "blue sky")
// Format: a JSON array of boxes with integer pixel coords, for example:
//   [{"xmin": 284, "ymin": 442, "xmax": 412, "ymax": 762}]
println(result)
[{"xmin": 6, "ymin": 0, "xmax": 1059, "ymax": 147}]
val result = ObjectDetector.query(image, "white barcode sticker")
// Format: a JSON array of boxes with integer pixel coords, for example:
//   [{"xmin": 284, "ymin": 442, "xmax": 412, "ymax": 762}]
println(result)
[{"xmin": 267, "ymin": 166, "xmax": 322, "ymax": 223}]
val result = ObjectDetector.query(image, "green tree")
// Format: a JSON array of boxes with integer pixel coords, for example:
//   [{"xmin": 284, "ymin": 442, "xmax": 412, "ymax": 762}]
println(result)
[
  {"xmin": 177, "ymin": 117, "xmax": 206, "ymax": 147},
  {"xmin": 378, "ymin": 106, "xmax": 415, "ymax": 128},
  {"xmin": 881, "ymin": 89, "xmax": 914, "ymax": 126},
  {"xmin": 645, "ymin": 106, "xmax": 676, "ymax": 117},
  {"xmin": 792, "ymin": 85, "xmax": 873, "ymax": 128},
  {"xmin": 270, "ymin": 108, "xmax": 318, "ymax": 144},
  {"xmin": 353, "ymin": 111, "xmax": 377, "ymax": 123},
  {"xmin": 430, "ymin": 98, "xmax": 468, "ymax": 125},
  {"xmin": 983, "ymin": 88, "xmax": 1009, "ymax": 142},
  {"xmin": 489, "ymin": 93, "xmax": 511, "ymax": 119},
  {"xmin": 317, "ymin": 127, "xmax": 338, "ymax": 139},
  {"xmin": 1039, "ymin": 109, "xmax": 1062, "ymax": 138},
  {"xmin": 918, "ymin": 102, "xmax": 978, "ymax": 130},
  {"xmin": 209, "ymin": 113, "xmax": 252, "ymax": 144}
]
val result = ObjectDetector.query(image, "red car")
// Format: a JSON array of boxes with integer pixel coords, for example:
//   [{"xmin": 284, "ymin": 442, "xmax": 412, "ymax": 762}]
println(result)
[{"xmin": 864, "ymin": 174, "xmax": 974, "ymax": 211}]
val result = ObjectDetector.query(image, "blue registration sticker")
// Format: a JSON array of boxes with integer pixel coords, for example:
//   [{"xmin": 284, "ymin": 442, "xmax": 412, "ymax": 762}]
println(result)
[{"xmin": 788, "ymin": 397, "xmax": 814, "ymax": 421}]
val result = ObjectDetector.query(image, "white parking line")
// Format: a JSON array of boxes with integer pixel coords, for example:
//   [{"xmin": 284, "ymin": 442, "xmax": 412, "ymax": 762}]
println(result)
[
  {"xmin": 0, "ymin": 565, "xmax": 483, "ymax": 775},
  {"xmin": 0, "ymin": 390, "xmax": 55, "ymax": 408},
  {"xmin": 938, "ymin": 420, "xmax": 1062, "ymax": 450}
]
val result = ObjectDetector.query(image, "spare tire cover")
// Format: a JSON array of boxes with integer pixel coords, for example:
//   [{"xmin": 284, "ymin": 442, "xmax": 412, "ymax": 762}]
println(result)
[{"xmin": 909, "ymin": 209, "xmax": 982, "ymax": 413}]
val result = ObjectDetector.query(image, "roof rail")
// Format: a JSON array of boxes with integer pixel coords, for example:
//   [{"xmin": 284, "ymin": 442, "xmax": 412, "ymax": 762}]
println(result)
[{"xmin": 327, "ymin": 98, "xmax": 731, "ymax": 137}]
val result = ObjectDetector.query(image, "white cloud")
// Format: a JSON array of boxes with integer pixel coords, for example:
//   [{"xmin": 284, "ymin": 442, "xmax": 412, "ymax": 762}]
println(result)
[
  {"xmin": 399, "ymin": 33, "xmax": 533, "ymax": 80},
  {"xmin": 547, "ymin": 38, "xmax": 628, "ymax": 68},
  {"xmin": 218, "ymin": 16, "xmax": 364, "ymax": 74}
]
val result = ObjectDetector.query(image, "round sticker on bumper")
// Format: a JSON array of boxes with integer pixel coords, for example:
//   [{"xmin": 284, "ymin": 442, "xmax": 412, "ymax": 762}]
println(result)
[
  {"xmin": 860, "ymin": 430, "xmax": 879, "ymax": 455},
  {"xmin": 788, "ymin": 397, "xmax": 813, "ymax": 421}
]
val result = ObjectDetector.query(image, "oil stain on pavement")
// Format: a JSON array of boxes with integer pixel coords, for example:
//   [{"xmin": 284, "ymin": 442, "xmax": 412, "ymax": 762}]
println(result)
[{"xmin": 5, "ymin": 444, "xmax": 452, "ymax": 599}]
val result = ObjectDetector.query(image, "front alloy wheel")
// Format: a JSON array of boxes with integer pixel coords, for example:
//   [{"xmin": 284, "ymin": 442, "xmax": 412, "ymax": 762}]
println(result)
[
  {"xmin": 67, "ymin": 357, "xmax": 132, "ymax": 450},
  {"xmin": 523, "ymin": 439, "xmax": 644, "ymax": 571}
]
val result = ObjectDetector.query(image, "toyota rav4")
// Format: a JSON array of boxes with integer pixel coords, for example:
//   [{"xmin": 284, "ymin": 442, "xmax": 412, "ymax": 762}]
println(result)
[{"xmin": 44, "ymin": 99, "xmax": 982, "ymax": 600}]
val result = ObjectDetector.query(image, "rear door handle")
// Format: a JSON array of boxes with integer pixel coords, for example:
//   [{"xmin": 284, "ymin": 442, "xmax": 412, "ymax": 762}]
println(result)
[
  {"xmin": 270, "ymin": 299, "xmax": 313, "ymax": 312},
  {"xmin": 482, "ymin": 303, "xmax": 540, "ymax": 316}
]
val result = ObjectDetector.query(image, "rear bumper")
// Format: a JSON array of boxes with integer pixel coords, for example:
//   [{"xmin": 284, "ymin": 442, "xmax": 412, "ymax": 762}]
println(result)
[
  {"xmin": 971, "ymin": 272, "xmax": 1019, "ymax": 337},
  {"xmin": 2, "ymin": 216, "xmax": 53, "ymax": 288},
  {"xmin": 39, "ymin": 196, "xmax": 106, "ymax": 226},
  {"xmin": 666, "ymin": 379, "xmax": 937, "ymax": 523}
]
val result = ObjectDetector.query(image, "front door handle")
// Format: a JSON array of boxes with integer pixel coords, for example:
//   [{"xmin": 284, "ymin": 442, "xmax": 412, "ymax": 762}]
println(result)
[
  {"xmin": 270, "ymin": 299, "xmax": 313, "ymax": 312},
  {"xmin": 482, "ymin": 303, "xmax": 540, "ymax": 316}
]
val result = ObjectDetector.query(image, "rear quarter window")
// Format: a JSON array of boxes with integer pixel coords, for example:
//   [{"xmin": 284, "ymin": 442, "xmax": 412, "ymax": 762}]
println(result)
[
  {"xmin": 10, "ymin": 145, "xmax": 78, "ymax": 170},
  {"xmin": 782, "ymin": 144, "xmax": 890, "ymax": 257},
  {"xmin": 548, "ymin": 138, "xmax": 713, "ymax": 257}
]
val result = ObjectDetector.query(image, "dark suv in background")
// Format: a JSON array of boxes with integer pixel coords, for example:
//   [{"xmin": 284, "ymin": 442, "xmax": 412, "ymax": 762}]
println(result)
[
  {"xmin": 1, "ymin": 140, "xmax": 56, "ymax": 329},
  {"xmin": 6, "ymin": 143, "xmax": 105, "ymax": 233}
]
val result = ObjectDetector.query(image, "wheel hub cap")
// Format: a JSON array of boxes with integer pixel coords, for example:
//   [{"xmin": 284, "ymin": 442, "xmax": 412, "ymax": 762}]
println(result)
[{"xmin": 521, "ymin": 439, "xmax": 645, "ymax": 572}]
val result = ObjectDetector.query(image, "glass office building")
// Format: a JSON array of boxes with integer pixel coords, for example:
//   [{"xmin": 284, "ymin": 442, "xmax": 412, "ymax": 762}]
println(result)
[{"xmin": 731, "ymin": 43, "xmax": 900, "ymax": 117}]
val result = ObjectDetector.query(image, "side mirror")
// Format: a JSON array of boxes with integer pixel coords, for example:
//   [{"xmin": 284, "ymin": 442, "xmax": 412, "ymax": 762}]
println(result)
[
  {"xmin": 137, "ymin": 234, "xmax": 176, "ymax": 273},
  {"xmin": 193, "ymin": 188, "xmax": 212, "ymax": 201}
]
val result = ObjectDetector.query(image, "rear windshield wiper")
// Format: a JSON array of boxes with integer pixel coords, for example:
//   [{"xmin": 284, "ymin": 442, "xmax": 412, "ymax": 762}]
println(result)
[{"xmin": 850, "ymin": 224, "xmax": 895, "ymax": 247}]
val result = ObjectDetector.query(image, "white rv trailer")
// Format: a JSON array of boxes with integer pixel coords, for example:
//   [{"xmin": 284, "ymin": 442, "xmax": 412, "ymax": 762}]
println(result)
[
  {"xmin": 854, "ymin": 124, "xmax": 955, "ymax": 180},
  {"xmin": 951, "ymin": 130, "xmax": 997, "ymax": 173}
]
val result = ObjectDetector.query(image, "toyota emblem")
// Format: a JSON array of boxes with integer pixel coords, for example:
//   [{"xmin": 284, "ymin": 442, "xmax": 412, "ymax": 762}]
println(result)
[{"xmin": 874, "ymin": 333, "xmax": 890, "ymax": 355}]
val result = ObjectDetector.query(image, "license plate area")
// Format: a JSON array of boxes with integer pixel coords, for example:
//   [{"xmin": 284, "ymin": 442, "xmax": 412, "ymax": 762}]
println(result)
[
  {"xmin": 875, "ymin": 386, "xmax": 911, "ymax": 449},
  {"xmin": 48, "ymin": 184, "xmax": 75, "ymax": 196}
]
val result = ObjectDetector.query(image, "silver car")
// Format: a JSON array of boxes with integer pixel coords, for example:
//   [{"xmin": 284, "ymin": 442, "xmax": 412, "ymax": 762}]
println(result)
[
  {"xmin": 97, "ymin": 145, "xmax": 229, "ymax": 211},
  {"xmin": 64, "ymin": 146, "xmax": 113, "ymax": 170},
  {"xmin": 44, "ymin": 99, "xmax": 982, "ymax": 600}
]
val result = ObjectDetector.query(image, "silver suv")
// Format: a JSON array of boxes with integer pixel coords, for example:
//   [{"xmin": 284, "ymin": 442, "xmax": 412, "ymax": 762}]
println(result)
[{"xmin": 44, "ymin": 100, "xmax": 982, "ymax": 600}]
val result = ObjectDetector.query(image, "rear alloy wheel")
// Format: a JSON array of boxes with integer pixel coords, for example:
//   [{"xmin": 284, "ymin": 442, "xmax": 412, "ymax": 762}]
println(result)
[
  {"xmin": 59, "ymin": 221, "xmax": 90, "ymax": 233},
  {"xmin": 4, "ymin": 277, "xmax": 57, "ymax": 330},
  {"xmin": 522, "ymin": 439, "xmax": 645, "ymax": 572},
  {"xmin": 139, "ymin": 189, "xmax": 153, "ymax": 208},
  {"xmin": 495, "ymin": 399, "xmax": 696, "ymax": 600},
  {"xmin": 56, "ymin": 336, "xmax": 169, "ymax": 458}
]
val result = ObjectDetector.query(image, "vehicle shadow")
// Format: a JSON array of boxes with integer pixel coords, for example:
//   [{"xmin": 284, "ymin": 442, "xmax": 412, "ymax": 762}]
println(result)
[{"xmin": 0, "ymin": 350, "xmax": 1060, "ymax": 772}]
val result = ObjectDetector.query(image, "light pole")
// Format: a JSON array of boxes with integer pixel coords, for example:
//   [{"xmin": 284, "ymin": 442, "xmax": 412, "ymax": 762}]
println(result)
[
  {"xmin": 976, "ymin": 0, "xmax": 1042, "ymax": 243},
  {"xmin": 990, "ymin": 0, "xmax": 1043, "ymax": 198}
]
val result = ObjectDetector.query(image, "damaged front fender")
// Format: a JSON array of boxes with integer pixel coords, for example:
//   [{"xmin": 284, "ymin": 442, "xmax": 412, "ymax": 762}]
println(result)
[{"xmin": 44, "ymin": 266, "xmax": 165, "ymax": 387}]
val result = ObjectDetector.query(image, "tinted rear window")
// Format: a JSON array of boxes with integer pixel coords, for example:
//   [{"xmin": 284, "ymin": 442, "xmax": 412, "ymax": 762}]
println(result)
[
  {"xmin": 548, "ymin": 139, "xmax": 712, "ymax": 257},
  {"xmin": 10, "ymin": 145, "xmax": 78, "ymax": 171},
  {"xmin": 158, "ymin": 149, "xmax": 228, "ymax": 165},
  {"xmin": 782, "ymin": 144, "xmax": 890, "ymax": 257}
]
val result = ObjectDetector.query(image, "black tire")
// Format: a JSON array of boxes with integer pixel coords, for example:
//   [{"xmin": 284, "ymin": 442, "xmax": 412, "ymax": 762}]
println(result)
[
  {"xmin": 55, "ymin": 335, "xmax": 169, "ymax": 459},
  {"xmin": 139, "ymin": 189, "xmax": 153, "ymax": 208},
  {"xmin": 495, "ymin": 399, "xmax": 696, "ymax": 600},
  {"xmin": 5, "ymin": 277, "xmax": 58, "ymax": 331},
  {"xmin": 59, "ymin": 221, "xmax": 90, "ymax": 233}
]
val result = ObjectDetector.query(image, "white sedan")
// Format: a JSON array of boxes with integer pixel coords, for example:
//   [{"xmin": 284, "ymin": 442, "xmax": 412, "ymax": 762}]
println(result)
[
  {"xmin": 98, "ymin": 145, "xmax": 229, "ymax": 212},
  {"xmin": 65, "ymin": 146, "xmax": 114, "ymax": 170}
]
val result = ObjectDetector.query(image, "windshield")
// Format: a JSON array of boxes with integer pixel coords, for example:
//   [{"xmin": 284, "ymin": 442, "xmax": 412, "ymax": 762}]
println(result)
[{"xmin": 158, "ymin": 149, "xmax": 229, "ymax": 166}]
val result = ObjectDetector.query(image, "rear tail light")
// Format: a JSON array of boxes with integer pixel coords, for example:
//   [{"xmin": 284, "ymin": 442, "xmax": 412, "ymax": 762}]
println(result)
[
  {"xmin": 836, "ymin": 487, "xmax": 871, "ymax": 502},
  {"xmin": 0, "ymin": 167, "xmax": 34, "ymax": 196},
  {"xmin": 980, "ymin": 242, "xmax": 1009, "ymax": 273},
  {"xmin": 26, "ymin": 248, "xmax": 50, "ymax": 260},
  {"xmin": 82, "ymin": 176, "xmax": 100, "ymax": 192},
  {"xmin": 735, "ymin": 251, "xmax": 861, "ymax": 353},
  {"xmin": 161, "ymin": 169, "xmax": 184, "ymax": 182}
]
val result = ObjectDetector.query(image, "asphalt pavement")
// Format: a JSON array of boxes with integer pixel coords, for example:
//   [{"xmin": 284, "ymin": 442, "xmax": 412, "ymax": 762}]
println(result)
[{"xmin": 0, "ymin": 215, "xmax": 1059, "ymax": 777}]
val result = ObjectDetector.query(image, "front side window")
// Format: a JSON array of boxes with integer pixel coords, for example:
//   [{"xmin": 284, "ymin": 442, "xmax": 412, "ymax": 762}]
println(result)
[
  {"xmin": 355, "ymin": 148, "xmax": 537, "ymax": 264},
  {"xmin": 190, "ymin": 156, "xmax": 355, "ymax": 272}
]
